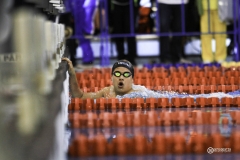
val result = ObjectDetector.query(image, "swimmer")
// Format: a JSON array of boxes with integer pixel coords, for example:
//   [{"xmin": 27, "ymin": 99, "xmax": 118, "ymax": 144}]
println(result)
[
  {"xmin": 62, "ymin": 57, "xmax": 240, "ymax": 100},
  {"xmin": 62, "ymin": 57, "xmax": 139, "ymax": 99}
]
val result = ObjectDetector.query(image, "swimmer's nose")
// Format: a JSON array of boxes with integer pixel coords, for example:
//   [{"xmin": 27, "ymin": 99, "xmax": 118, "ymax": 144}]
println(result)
[{"xmin": 119, "ymin": 75, "xmax": 125, "ymax": 78}]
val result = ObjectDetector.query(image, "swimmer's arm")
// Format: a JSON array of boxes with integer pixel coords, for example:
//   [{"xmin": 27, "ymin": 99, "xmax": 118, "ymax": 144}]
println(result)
[
  {"xmin": 62, "ymin": 57, "xmax": 83, "ymax": 98},
  {"xmin": 68, "ymin": 68, "xmax": 105, "ymax": 99},
  {"xmin": 81, "ymin": 87, "xmax": 110, "ymax": 99},
  {"xmin": 68, "ymin": 65, "xmax": 84, "ymax": 98},
  {"xmin": 62, "ymin": 57, "xmax": 109, "ymax": 99}
]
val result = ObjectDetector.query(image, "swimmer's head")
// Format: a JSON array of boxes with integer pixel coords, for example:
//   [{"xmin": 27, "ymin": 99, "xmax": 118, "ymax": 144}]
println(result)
[
  {"xmin": 112, "ymin": 60, "xmax": 134, "ymax": 78},
  {"xmin": 111, "ymin": 60, "xmax": 134, "ymax": 95}
]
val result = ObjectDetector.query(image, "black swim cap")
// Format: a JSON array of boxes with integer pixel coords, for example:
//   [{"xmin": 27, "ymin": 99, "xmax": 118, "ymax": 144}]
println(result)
[{"xmin": 112, "ymin": 60, "xmax": 134, "ymax": 78}]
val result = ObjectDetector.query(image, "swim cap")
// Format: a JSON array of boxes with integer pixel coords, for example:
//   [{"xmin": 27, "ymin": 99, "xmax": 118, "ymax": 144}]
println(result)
[{"xmin": 112, "ymin": 60, "xmax": 134, "ymax": 78}]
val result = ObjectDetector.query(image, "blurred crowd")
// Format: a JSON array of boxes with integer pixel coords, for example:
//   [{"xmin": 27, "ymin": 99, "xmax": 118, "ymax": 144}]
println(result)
[{"xmin": 60, "ymin": 0, "xmax": 235, "ymax": 67}]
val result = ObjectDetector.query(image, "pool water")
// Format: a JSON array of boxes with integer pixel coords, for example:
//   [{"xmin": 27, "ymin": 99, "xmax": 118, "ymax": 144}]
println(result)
[{"xmin": 116, "ymin": 84, "xmax": 240, "ymax": 100}]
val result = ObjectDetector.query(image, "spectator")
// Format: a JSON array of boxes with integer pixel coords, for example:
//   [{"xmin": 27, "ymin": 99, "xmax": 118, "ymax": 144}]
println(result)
[
  {"xmin": 137, "ymin": 0, "xmax": 153, "ymax": 33},
  {"xmin": 157, "ymin": 0, "xmax": 190, "ymax": 64},
  {"xmin": 63, "ymin": 0, "xmax": 97, "ymax": 68},
  {"xmin": 109, "ymin": 0, "xmax": 139, "ymax": 65},
  {"xmin": 76, "ymin": 0, "xmax": 98, "ymax": 66},
  {"xmin": 185, "ymin": 0, "xmax": 200, "ymax": 33},
  {"xmin": 196, "ymin": 0, "xmax": 227, "ymax": 63}
]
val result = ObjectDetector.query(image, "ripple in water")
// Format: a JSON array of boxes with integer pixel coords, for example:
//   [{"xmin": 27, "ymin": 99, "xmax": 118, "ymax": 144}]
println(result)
[{"xmin": 116, "ymin": 84, "xmax": 240, "ymax": 100}]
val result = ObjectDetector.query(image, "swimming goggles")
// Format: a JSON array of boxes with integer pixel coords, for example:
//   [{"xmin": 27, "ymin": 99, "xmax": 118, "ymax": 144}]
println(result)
[{"xmin": 113, "ymin": 71, "xmax": 132, "ymax": 78}]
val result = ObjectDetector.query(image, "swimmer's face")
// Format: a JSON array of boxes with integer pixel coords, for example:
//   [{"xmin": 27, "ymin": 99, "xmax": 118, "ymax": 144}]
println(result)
[{"xmin": 112, "ymin": 67, "xmax": 133, "ymax": 95}]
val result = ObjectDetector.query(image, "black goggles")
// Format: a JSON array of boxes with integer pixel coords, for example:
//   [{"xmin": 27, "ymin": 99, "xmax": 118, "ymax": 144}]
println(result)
[{"xmin": 113, "ymin": 71, "xmax": 132, "ymax": 78}]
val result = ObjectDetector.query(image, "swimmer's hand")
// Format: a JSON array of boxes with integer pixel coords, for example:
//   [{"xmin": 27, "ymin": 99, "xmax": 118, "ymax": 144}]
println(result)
[
  {"xmin": 62, "ymin": 57, "xmax": 75, "ymax": 75},
  {"xmin": 62, "ymin": 57, "xmax": 73, "ymax": 68}
]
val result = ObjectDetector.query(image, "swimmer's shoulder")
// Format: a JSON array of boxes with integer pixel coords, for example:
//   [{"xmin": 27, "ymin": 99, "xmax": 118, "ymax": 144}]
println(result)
[
  {"xmin": 99, "ymin": 85, "xmax": 116, "ymax": 98},
  {"xmin": 100, "ymin": 85, "xmax": 113, "ymax": 91}
]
